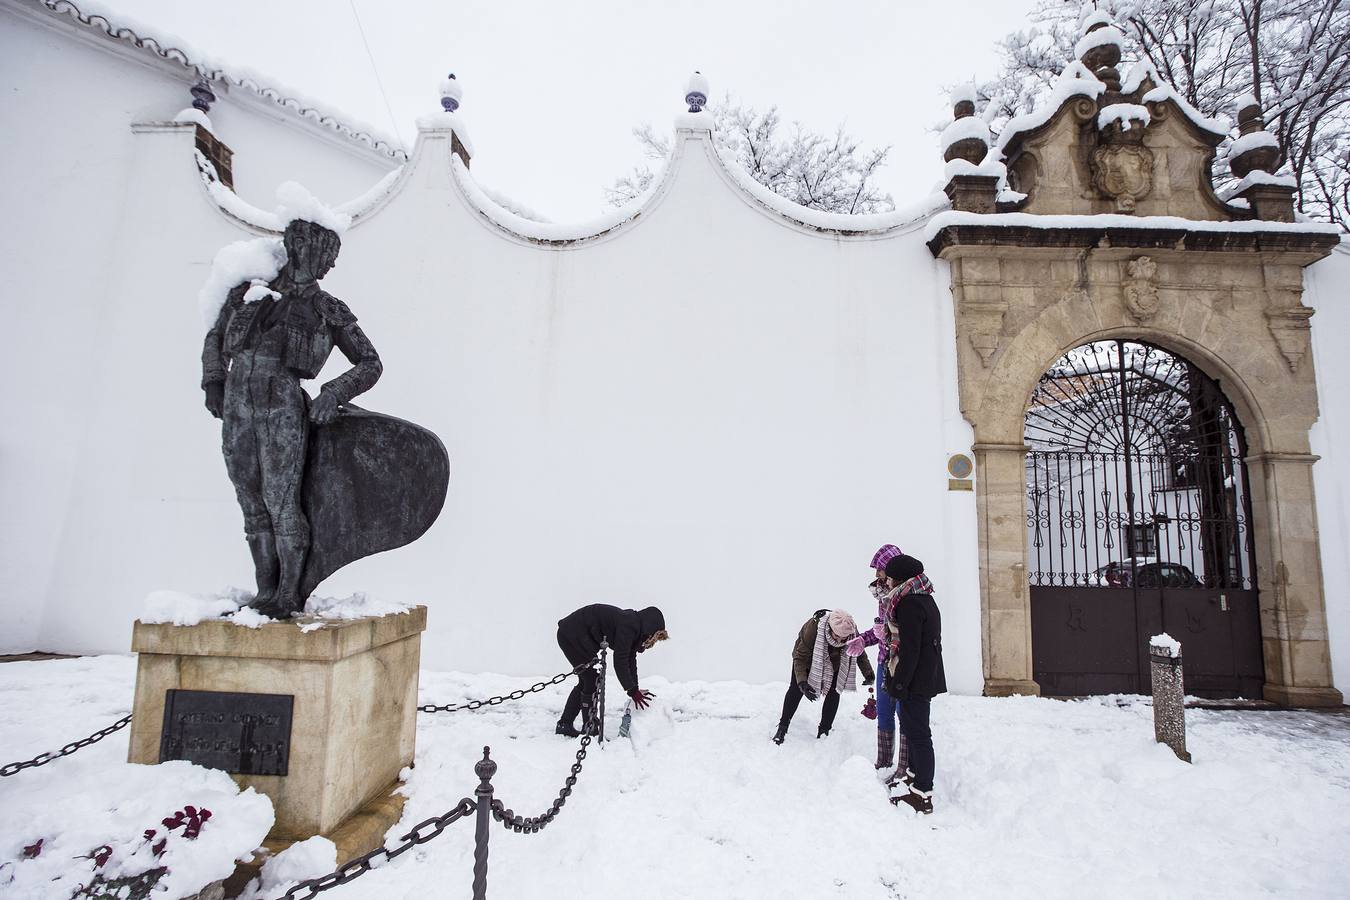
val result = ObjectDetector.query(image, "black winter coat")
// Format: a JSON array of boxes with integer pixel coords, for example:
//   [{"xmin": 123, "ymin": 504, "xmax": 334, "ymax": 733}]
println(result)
[
  {"xmin": 886, "ymin": 593, "xmax": 947, "ymax": 700},
  {"xmin": 557, "ymin": 604, "xmax": 665, "ymax": 694}
]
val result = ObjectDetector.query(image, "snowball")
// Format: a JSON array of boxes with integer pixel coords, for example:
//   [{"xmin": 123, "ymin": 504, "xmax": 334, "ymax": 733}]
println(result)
[
  {"xmin": 1150, "ymin": 633, "xmax": 1182, "ymax": 657},
  {"xmin": 142, "ymin": 589, "xmax": 242, "ymax": 626},
  {"xmin": 173, "ymin": 107, "xmax": 213, "ymax": 130},
  {"xmin": 274, "ymin": 181, "xmax": 351, "ymax": 234},
  {"xmin": 1074, "ymin": 24, "xmax": 1125, "ymax": 60},
  {"xmin": 1098, "ymin": 103, "xmax": 1151, "ymax": 131},
  {"xmin": 940, "ymin": 115, "xmax": 991, "ymax": 151},
  {"xmin": 198, "ymin": 237, "xmax": 286, "ymax": 329}
]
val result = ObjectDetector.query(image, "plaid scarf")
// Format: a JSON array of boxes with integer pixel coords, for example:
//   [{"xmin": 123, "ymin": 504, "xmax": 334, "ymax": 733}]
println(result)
[
  {"xmin": 883, "ymin": 574, "xmax": 936, "ymax": 675},
  {"xmin": 808, "ymin": 613, "xmax": 858, "ymax": 696}
]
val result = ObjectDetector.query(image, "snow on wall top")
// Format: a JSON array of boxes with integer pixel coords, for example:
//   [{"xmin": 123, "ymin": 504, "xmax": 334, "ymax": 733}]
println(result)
[{"xmin": 29, "ymin": 0, "xmax": 408, "ymax": 162}]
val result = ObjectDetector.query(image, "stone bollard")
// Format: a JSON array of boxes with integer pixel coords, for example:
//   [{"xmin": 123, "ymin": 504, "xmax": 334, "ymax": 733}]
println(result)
[{"xmin": 1149, "ymin": 633, "xmax": 1191, "ymax": 763}]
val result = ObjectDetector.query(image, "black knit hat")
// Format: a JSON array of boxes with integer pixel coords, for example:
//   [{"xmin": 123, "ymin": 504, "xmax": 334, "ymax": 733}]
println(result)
[{"xmin": 884, "ymin": 554, "xmax": 924, "ymax": 584}]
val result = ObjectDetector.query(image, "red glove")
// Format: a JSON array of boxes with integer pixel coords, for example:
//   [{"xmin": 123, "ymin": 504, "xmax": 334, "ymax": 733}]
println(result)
[{"xmin": 630, "ymin": 689, "xmax": 654, "ymax": 710}]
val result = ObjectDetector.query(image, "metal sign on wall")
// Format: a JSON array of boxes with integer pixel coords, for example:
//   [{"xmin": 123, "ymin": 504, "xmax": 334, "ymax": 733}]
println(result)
[{"xmin": 159, "ymin": 689, "xmax": 294, "ymax": 776}]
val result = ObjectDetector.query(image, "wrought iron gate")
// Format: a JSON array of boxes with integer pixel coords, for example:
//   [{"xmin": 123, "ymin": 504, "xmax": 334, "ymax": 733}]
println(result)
[{"xmin": 1024, "ymin": 340, "xmax": 1263, "ymax": 698}]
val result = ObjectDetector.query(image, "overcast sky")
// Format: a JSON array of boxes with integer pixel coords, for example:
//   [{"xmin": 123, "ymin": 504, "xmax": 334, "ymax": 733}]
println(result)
[{"xmin": 107, "ymin": 0, "xmax": 1040, "ymax": 221}]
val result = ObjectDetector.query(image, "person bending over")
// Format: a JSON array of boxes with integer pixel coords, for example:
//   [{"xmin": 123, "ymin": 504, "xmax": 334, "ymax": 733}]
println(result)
[
  {"xmin": 555, "ymin": 603, "xmax": 668, "ymax": 737},
  {"xmin": 773, "ymin": 609, "xmax": 873, "ymax": 744}
]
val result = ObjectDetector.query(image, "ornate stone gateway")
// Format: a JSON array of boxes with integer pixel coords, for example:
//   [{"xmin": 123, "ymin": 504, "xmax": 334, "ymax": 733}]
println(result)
[{"xmin": 1024, "ymin": 340, "xmax": 1262, "ymax": 697}]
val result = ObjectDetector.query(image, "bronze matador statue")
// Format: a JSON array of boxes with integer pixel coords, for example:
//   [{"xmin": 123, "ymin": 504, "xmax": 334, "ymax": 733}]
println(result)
[{"xmin": 202, "ymin": 219, "xmax": 447, "ymax": 618}]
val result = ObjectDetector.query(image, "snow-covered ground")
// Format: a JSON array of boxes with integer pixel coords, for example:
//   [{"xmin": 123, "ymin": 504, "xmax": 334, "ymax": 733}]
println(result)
[{"xmin": 2, "ymin": 657, "xmax": 1348, "ymax": 899}]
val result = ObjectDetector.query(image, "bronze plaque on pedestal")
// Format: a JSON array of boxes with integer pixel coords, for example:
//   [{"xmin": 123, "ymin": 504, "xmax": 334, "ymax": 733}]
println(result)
[{"xmin": 159, "ymin": 689, "xmax": 294, "ymax": 776}]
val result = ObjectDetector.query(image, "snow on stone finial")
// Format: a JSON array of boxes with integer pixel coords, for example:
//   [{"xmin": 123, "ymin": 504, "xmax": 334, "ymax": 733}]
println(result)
[
  {"xmin": 1075, "ymin": 9, "xmax": 1124, "ymax": 92},
  {"xmin": 1226, "ymin": 94, "xmax": 1280, "ymax": 179},
  {"xmin": 440, "ymin": 73, "xmax": 463, "ymax": 113},
  {"xmin": 942, "ymin": 85, "xmax": 990, "ymax": 165},
  {"xmin": 685, "ymin": 71, "xmax": 709, "ymax": 113}
]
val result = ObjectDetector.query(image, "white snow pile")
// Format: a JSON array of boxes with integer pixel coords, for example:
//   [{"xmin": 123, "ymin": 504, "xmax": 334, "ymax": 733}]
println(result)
[
  {"xmin": 1150, "ymin": 632, "xmax": 1182, "ymax": 657},
  {"xmin": 197, "ymin": 236, "xmax": 285, "ymax": 329},
  {"xmin": 1231, "ymin": 92, "xmax": 1260, "ymax": 113},
  {"xmin": 173, "ymin": 107, "xmax": 213, "ymax": 130},
  {"xmin": 1226, "ymin": 129, "xmax": 1280, "ymax": 158},
  {"xmin": 1220, "ymin": 169, "xmax": 1299, "ymax": 200},
  {"xmin": 950, "ymin": 81, "xmax": 979, "ymax": 106},
  {"xmin": 304, "ymin": 592, "xmax": 413, "ymax": 620},
  {"xmin": 273, "ymin": 181, "xmax": 352, "ymax": 234},
  {"xmin": 1079, "ymin": 8, "xmax": 1115, "ymax": 32},
  {"xmin": 1073, "ymin": 23, "xmax": 1125, "ymax": 59},
  {"xmin": 239, "ymin": 835, "xmax": 337, "ymax": 899},
  {"xmin": 4, "ymin": 658, "xmax": 1350, "ymax": 897},
  {"xmin": 141, "ymin": 587, "xmax": 257, "ymax": 627},
  {"xmin": 1098, "ymin": 103, "xmax": 1151, "ymax": 131},
  {"xmin": 140, "ymin": 589, "xmax": 412, "ymax": 628},
  {"xmin": 940, "ymin": 114, "xmax": 992, "ymax": 153},
  {"xmin": 0, "ymin": 762, "xmax": 272, "ymax": 898}
]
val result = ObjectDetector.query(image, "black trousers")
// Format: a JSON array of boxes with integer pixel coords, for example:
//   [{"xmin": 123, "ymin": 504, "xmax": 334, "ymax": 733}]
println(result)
[
  {"xmin": 557, "ymin": 628, "xmax": 598, "ymax": 727},
  {"xmin": 778, "ymin": 668, "xmax": 841, "ymax": 734},
  {"xmin": 899, "ymin": 697, "xmax": 934, "ymax": 792}
]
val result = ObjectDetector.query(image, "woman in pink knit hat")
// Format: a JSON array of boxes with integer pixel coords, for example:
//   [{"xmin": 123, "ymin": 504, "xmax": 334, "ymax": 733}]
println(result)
[{"xmin": 772, "ymin": 608, "xmax": 873, "ymax": 743}]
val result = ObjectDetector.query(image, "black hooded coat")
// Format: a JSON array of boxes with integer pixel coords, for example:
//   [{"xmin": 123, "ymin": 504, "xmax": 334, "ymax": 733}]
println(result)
[{"xmin": 556, "ymin": 604, "xmax": 665, "ymax": 693}]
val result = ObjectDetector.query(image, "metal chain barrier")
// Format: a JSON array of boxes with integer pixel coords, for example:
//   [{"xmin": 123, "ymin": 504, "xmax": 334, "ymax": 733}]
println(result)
[
  {"xmin": 418, "ymin": 658, "xmax": 596, "ymax": 714},
  {"xmin": 278, "ymin": 797, "xmax": 477, "ymax": 900},
  {"xmin": 0, "ymin": 714, "xmax": 132, "ymax": 777},
  {"xmin": 488, "ymin": 646, "xmax": 607, "ymax": 834}
]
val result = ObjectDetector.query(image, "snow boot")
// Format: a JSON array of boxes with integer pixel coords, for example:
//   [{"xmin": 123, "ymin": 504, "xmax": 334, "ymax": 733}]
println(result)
[
  {"xmin": 772, "ymin": 722, "xmax": 788, "ymax": 745},
  {"xmin": 887, "ymin": 768, "xmax": 915, "ymax": 790},
  {"xmin": 890, "ymin": 785, "xmax": 933, "ymax": 815},
  {"xmin": 556, "ymin": 720, "xmax": 581, "ymax": 738}
]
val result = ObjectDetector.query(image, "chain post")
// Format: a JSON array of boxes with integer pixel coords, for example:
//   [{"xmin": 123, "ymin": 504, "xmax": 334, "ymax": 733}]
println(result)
[
  {"xmin": 471, "ymin": 746, "xmax": 496, "ymax": 900},
  {"xmin": 597, "ymin": 642, "xmax": 608, "ymax": 744}
]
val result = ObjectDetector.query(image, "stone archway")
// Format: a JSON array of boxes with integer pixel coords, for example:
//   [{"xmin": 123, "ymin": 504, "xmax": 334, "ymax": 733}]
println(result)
[{"xmin": 930, "ymin": 234, "xmax": 1342, "ymax": 707}]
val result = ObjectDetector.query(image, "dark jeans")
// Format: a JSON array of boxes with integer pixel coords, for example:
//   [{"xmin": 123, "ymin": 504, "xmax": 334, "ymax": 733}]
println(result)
[
  {"xmin": 778, "ymin": 669, "xmax": 841, "ymax": 734},
  {"xmin": 557, "ymin": 629, "xmax": 598, "ymax": 728},
  {"xmin": 899, "ymin": 697, "xmax": 934, "ymax": 792}
]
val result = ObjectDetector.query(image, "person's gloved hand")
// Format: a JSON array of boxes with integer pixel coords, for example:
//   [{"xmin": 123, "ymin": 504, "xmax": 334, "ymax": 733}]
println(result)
[
  {"xmin": 862, "ymin": 674, "xmax": 875, "ymax": 686},
  {"xmin": 798, "ymin": 681, "xmax": 818, "ymax": 702},
  {"xmin": 845, "ymin": 635, "xmax": 866, "ymax": 658},
  {"xmin": 629, "ymin": 689, "xmax": 654, "ymax": 710},
  {"xmin": 872, "ymin": 622, "xmax": 886, "ymax": 641}
]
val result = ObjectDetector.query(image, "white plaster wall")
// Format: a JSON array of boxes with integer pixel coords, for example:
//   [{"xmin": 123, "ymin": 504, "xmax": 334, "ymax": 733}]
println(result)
[
  {"xmin": 0, "ymin": 3, "xmax": 396, "ymax": 652},
  {"xmin": 2, "ymin": 92, "xmax": 986, "ymax": 690},
  {"xmin": 1307, "ymin": 241, "xmax": 1350, "ymax": 697}
]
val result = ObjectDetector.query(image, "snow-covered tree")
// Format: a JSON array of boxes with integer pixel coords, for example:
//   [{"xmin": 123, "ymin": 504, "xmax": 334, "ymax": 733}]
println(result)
[
  {"xmin": 982, "ymin": 1, "xmax": 1350, "ymax": 229},
  {"xmin": 606, "ymin": 96, "xmax": 894, "ymax": 214}
]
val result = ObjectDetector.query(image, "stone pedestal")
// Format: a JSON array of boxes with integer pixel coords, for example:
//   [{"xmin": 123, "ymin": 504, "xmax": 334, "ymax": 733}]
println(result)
[
  {"xmin": 1149, "ymin": 639, "xmax": 1190, "ymax": 763},
  {"xmin": 127, "ymin": 607, "xmax": 426, "ymax": 841}
]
